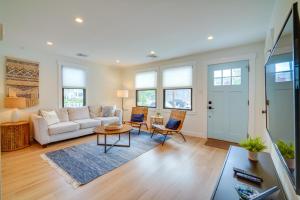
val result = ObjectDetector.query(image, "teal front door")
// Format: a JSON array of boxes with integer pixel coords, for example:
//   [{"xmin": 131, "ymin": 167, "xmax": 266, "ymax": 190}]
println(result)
[{"xmin": 207, "ymin": 60, "xmax": 249, "ymax": 143}]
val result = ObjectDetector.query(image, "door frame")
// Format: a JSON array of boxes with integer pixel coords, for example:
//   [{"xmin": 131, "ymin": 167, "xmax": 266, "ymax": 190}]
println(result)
[{"xmin": 202, "ymin": 53, "xmax": 256, "ymax": 139}]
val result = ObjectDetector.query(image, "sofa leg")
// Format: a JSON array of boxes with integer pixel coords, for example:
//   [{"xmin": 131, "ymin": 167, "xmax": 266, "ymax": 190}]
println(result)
[{"xmin": 42, "ymin": 144, "xmax": 48, "ymax": 148}]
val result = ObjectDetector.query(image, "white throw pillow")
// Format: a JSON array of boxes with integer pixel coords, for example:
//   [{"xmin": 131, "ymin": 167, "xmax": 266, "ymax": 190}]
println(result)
[
  {"xmin": 102, "ymin": 105, "xmax": 116, "ymax": 117},
  {"xmin": 55, "ymin": 108, "xmax": 69, "ymax": 122},
  {"xmin": 40, "ymin": 110, "xmax": 60, "ymax": 125},
  {"xmin": 88, "ymin": 105, "xmax": 102, "ymax": 118},
  {"xmin": 68, "ymin": 107, "xmax": 90, "ymax": 121}
]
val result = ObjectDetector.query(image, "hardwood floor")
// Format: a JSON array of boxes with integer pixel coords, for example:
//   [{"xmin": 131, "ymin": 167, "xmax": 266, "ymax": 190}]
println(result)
[{"xmin": 1, "ymin": 134, "xmax": 227, "ymax": 200}]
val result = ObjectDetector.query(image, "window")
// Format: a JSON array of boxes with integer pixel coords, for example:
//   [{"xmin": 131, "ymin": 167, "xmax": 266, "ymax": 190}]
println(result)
[
  {"xmin": 135, "ymin": 71, "xmax": 157, "ymax": 107},
  {"xmin": 136, "ymin": 89, "xmax": 156, "ymax": 108},
  {"xmin": 162, "ymin": 66, "xmax": 193, "ymax": 110},
  {"xmin": 164, "ymin": 88, "xmax": 192, "ymax": 110},
  {"xmin": 62, "ymin": 66, "xmax": 86, "ymax": 107},
  {"xmin": 275, "ymin": 62, "xmax": 292, "ymax": 82},
  {"xmin": 63, "ymin": 88, "xmax": 86, "ymax": 107},
  {"xmin": 213, "ymin": 68, "xmax": 241, "ymax": 86}
]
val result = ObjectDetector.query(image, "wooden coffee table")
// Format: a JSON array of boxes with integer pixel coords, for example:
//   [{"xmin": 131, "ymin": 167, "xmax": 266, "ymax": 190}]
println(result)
[{"xmin": 95, "ymin": 124, "xmax": 132, "ymax": 153}]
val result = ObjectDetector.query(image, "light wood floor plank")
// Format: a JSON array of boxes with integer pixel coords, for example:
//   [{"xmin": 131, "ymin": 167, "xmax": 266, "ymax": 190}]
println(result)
[{"xmin": 2, "ymin": 134, "xmax": 226, "ymax": 200}]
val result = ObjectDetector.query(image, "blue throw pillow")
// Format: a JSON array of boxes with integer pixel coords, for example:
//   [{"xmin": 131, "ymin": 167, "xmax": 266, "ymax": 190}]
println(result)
[
  {"xmin": 165, "ymin": 118, "xmax": 181, "ymax": 130},
  {"xmin": 131, "ymin": 114, "xmax": 144, "ymax": 122}
]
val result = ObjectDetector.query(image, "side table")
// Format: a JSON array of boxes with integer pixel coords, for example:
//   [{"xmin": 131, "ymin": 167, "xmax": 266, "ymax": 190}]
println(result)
[
  {"xmin": 1, "ymin": 121, "xmax": 30, "ymax": 152},
  {"xmin": 150, "ymin": 116, "xmax": 164, "ymax": 129}
]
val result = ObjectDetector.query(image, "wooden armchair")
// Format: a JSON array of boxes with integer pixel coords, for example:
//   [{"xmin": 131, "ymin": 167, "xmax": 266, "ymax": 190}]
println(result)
[
  {"xmin": 126, "ymin": 107, "xmax": 148, "ymax": 134},
  {"xmin": 151, "ymin": 110, "xmax": 186, "ymax": 145}
]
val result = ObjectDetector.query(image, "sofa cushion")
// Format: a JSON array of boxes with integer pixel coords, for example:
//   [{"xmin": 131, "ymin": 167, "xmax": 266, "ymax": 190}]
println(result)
[
  {"xmin": 55, "ymin": 108, "xmax": 69, "ymax": 122},
  {"xmin": 88, "ymin": 105, "xmax": 102, "ymax": 118},
  {"xmin": 40, "ymin": 110, "xmax": 60, "ymax": 125},
  {"xmin": 48, "ymin": 122, "xmax": 80, "ymax": 135},
  {"xmin": 39, "ymin": 109, "xmax": 69, "ymax": 122},
  {"xmin": 68, "ymin": 107, "xmax": 90, "ymax": 121},
  {"xmin": 102, "ymin": 105, "xmax": 116, "ymax": 117},
  {"xmin": 73, "ymin": 119, "xmax": 101, "ymax": 129},
  {"xmin": 95, "ymin": 117, "xmax": 119, "ymax": 126}
]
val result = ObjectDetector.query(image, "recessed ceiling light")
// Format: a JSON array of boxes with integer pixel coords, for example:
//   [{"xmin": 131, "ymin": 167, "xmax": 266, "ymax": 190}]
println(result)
[
  {"xmin": 147, "ymin": 50, "xmax": 158, "ymax": 58},
  {"xmin": 46, "ymin": 41, "xmax": 53, "ymax": 46},
  {"xmin": 116, "ymin": 60, "xmax": 120, "ymax": 64},
  {"xmin": 207, "ymin": 35, "xmax": 214, "ymax": 40},
  {"xmin": 75, "ymin": 17, "xmax": 84, "ymax": 23}
]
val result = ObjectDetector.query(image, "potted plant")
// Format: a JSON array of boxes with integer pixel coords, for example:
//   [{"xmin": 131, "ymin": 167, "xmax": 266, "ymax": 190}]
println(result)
[
  {"xmin": 156, "ymin": 112, "xmax": 161, "ymax": 117},
  {"xmin": 276, "ymin": 140, "xmax": 295, "ymax": 170},
  {"xmin": 240, "ymin": 137, "xmax": 267, "ymax": 162}
]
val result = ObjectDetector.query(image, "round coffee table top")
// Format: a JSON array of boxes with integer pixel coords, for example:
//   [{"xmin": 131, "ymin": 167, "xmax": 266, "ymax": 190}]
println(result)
[{"xmin": 95, "ymin": 124, "xmax": 132, "ymax": 135}]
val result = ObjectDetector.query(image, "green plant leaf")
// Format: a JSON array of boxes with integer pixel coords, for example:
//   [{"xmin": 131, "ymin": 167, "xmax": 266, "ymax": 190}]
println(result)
[
  {"xmin": 276, "ymin": 140, "xmax": 295, "ymax": 159},
  {"xmin": 239, "ymin": 137, "xmax": 267, "ymax": 153}
]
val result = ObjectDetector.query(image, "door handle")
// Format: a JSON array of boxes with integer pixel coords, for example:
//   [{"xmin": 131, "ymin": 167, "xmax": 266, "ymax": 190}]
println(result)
[{"xmin": 208, "ymin": 106, "xmax": 214, "ymax": 110}]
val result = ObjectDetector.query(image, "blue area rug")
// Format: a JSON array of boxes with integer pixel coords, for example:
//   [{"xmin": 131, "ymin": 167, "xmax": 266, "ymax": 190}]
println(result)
[{"xmin": 41, "ymin": 129, "xmax": 167, "ymax": 187}]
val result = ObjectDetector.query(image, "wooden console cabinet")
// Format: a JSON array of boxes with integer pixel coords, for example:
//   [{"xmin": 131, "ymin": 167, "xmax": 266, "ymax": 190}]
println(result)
[
  {"xmin": 211, "ymin": 146, "xmax": 287, "ymax": 200},
  {"xmin": 1, "ymin": 121, "xmax": 30, "ymax": 152}
]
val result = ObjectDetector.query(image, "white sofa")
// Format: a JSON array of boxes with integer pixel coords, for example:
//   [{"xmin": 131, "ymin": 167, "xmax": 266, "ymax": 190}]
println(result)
[{"xmin": 31, "ymin": 106, "xmax": 122, "ymax": 146}]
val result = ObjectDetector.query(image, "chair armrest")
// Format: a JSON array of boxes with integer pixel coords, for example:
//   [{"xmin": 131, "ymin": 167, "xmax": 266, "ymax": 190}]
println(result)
[
  {"xmin": 114, "ymin": 109, "xmax": 122, "ymax": 124},
  {"xmin": 31, "ymin": 114, "xmax": 50, "ymax": 145}
]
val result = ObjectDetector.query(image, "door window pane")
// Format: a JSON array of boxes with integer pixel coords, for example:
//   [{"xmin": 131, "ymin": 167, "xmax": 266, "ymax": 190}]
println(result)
[
  {"xmin": 232, "ymin": 68, "xmax": 241, "ymax": 76},
  {"xmin": 232, "ymin": 77, "xmax": 241, "ymax": 85},
  {"xmin": 222, "ymin": 77, "xmax": 231, "ymax": 85},
  {"xmin": 222, "ymin": 69, "xmax": 231, "ymax": 77},
  {"xmin": 213, "ymin": 67, "xmax": 242, "ymax": 86},
  {"xmin": 136, "ymin": 90, "xmax": 156, "ymax": 107},
  {"xmin": 164, "ymin": 89, "xmax": 192, "ymax": 110},
  {"xmin": 214, "ymin": 78, "xmax": 222, "ymax": 86},
  {"xmin": 214, "ymin": 70, "xmax": 222, "ymax": 78}
]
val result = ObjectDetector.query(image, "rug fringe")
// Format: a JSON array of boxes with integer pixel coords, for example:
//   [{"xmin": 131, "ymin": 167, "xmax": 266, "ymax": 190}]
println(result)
[{"xmin": 40, "ymin": 154, "xmax": 81, "ymax": 188}]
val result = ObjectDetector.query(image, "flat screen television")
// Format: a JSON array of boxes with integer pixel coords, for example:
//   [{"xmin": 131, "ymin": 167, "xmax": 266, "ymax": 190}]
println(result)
[{"xmin": 265, "ymin": 3, "xmax": 300, "ymax": 194}]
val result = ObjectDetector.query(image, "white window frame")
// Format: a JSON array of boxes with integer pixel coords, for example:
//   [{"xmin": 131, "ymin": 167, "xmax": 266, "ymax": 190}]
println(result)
[
  {"xmin": 134, "ymin": 68, "xmax": 158, "ymax": 108},
  {"xmin": 160, "ymin": 62, "xmax": 196, "ymax": 112},
  {"xmin": 57, "ymin": 61, "xmax": 88, "ymax": 108}
]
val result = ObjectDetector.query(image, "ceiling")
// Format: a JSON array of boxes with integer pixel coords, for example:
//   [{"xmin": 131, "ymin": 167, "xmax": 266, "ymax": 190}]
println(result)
[{"xmin": 0, "ymin": 0, "xmax": 275, "ymax": 67}]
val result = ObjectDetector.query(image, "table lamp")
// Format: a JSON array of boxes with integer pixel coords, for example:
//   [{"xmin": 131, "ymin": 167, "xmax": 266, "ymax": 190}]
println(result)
[
  {"xmin": 117, "ymin": 90, "xmax": 128, "ymax": 121},
  {"xmin": 4, "ymin": 96, "xmax": 26, "ymax": 122}
]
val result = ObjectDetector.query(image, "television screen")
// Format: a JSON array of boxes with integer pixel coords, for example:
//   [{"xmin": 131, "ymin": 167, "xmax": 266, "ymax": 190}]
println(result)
[{"xmin": 265, "ymin": 6, "xmax": 296, "ymax": 185}]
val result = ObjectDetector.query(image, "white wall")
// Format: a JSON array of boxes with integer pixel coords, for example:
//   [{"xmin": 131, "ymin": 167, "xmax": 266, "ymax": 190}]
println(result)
[
  {"xmin": 121, "ymin": 41, "xmax": 266, "ymax": 138},
  {"xmin": 0, "ymin": 43, "xmax": 122, "ymax": 123},
  {"xmin": 265, "ymin": 0, "xmax": 300, "ymax": 199}
]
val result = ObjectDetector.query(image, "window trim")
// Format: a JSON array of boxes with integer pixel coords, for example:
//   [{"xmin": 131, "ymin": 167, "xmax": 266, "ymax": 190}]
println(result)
[
  {"xmin": 62, "ymin": 88, "xmax": 86, "ymax": 108},
  {"xmin": 58, "ymin": 61, "xmax": 88, "ymax": 108},
  {"xmin": 163, "ymin": 88, "xmax": 193, "ymax": 111},
  {"xmin": 136, "ymin": 89, "xmax": 157, "ymax": 108}
]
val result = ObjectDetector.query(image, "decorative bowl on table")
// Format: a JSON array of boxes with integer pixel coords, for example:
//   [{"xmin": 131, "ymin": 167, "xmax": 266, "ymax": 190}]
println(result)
[
  {"xmin": 235, "ymin": 183, "xmax": 259, "ymax": 200},
  {"xmin": 104, "ymin": 124, "xmax": 123, "ymax": 131}
]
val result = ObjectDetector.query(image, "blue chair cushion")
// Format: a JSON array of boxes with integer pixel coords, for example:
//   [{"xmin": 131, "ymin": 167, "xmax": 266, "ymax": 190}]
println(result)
[
  {"xmin": 131, "ymin": 114, "xmax": 144, "ymax": 122},
  {"xmin": 165, "ymin": 118, "xmax": 181, "ymax": 130}
]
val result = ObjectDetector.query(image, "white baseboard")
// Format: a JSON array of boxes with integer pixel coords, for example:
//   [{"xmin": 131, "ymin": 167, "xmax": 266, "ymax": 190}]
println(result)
[{"xmin": 182, "ymin": 130, "xmax": 207, "ymax": 138}]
